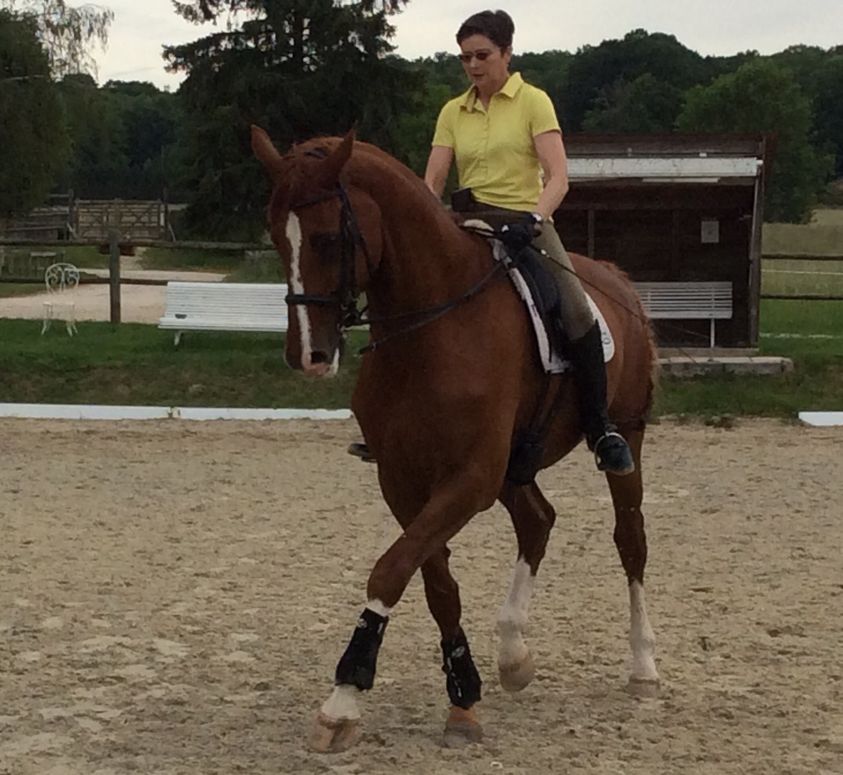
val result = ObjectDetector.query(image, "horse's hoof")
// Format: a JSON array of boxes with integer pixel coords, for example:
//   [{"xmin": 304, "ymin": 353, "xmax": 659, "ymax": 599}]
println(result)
[
  {"xmin": 499, "ymin": 650, "xmax": 535, "ymax": 693},
  {"xmin": 442, "ymin": 705, "xmax": 483, "ymax": 748},
  {"xmin": 308, "ymin": 712, "xmax": 361, "ymax": 753},
  {"xmin": 625, "ymin": 678, "xmax": 661, "ymax": 698}
]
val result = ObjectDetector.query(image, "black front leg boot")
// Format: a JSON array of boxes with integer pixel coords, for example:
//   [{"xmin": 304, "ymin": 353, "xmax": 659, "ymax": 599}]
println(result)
[
  {"xmin": 335, "ymin": 608, "xmax": 389, "ymax": 690},
  {"xmin": 441, "ymin": 628, "xmax": 482, "ymax": 709},
  {"xmin": 568, "ymin": 321, "xmax": 635, "ymax": 476}
]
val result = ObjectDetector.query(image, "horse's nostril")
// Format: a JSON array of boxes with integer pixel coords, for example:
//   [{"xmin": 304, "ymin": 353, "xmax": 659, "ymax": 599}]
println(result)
[{"xmin": 311, "ymin": 351, "xmax": 330, "ymax": 365}]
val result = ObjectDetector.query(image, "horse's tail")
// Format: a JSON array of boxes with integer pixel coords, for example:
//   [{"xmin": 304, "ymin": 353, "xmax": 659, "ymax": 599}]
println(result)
[
  {"xmin": 635, "ymin": 285, "xmax": 660, "ymax": 419},
  {"xmin": 597, "ymin": 260, "xmax": 660, "ymax": 421}
]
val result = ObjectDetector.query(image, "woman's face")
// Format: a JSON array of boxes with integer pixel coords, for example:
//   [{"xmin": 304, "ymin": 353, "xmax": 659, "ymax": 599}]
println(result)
[{"xmin": 458, "ymin": 33, "xmax": 512, "ymax": 93}]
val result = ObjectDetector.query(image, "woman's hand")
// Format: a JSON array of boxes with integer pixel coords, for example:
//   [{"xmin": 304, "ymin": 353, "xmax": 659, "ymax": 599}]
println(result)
[{"xmin": 500, "ymin": 213, "xmax": 542, "ymax": 251}]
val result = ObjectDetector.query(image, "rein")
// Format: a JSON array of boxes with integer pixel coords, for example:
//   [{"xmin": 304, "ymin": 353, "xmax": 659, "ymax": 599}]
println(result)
[{"xmin": 285, "ymin": 175, "xmax": 507, "ymax": 354}]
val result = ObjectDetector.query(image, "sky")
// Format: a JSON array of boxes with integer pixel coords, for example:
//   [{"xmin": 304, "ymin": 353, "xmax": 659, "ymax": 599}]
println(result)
[{"xmin": 92, "ymin": 0, "xmax": 843, "ymax": 90}]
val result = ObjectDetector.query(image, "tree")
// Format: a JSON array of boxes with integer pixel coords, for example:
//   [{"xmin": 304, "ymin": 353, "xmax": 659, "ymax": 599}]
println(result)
[
  {"xmin": 765, "ymin": 45, "xmax": 843, "ymax": 179},
  {"xmin": 0, "ymin": 0, "xmax": 113, "ymax": 76},
  {"xmin": 104, "ymin": 80, "xmax": 184, "ymax": 198},
  {"xmin": 163, "ymin": 0, "xmax": 419, "ymax": 238},
  {"xmin": 0, "ymin": 9, "xmax": 69, "ymax": 215},
  {"xmin": 50, "ymin": 77, "xmax": 184, "ymax": 199},
  {"xmin": 677, "ymin": 59, "xmax": 832, "ymax": 222},
  {"xmin": 562, "ymin": 29, "xmax": 710, "ymax": 130},
  {"xmin": 809, "ymin": 54, "xmax": 843, "ymax": 178},
  {"xmin": 582, "ymin": 73, "xmax": 682, "ymax": 133}
]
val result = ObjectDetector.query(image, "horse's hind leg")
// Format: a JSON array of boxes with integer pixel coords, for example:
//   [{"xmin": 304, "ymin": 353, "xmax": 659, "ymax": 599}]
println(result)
[
  {"xmin": 606, "ymin": 425, "xmax": 661, "ymax": 697},
  {"xmin": 421, "ymin": 547, "xmax": 483, "ymax": 747},
  {"xmin": 497, "ymin": 481, "xmax": 557, "ymax": 692}
]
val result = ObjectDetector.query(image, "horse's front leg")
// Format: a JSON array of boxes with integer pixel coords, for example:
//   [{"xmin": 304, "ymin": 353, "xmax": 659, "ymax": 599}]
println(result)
[
  {"xmin": 606, "ymin": 425, "xmax": 660, "ymax": 697},
  {"xmin": 496, "ymin": 481, "xmax": 557, "ymax": 692},
  {"xmin": 309, "ymin": 469, "xmax": 496, "ymax": 752}
]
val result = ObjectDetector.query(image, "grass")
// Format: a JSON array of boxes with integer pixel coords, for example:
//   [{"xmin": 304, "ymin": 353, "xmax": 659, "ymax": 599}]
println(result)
[
  {"xmin": 0, "ymin": 300, "xmax": 840, "ymax": 417},
  {"xmin": 762, "ymin": 208, "xmax": 843, "ymax": 256},
  {"xmin": 0, "ymin": 321, "xmax": 364, "ymax": 408},
  {"xmin": 762, "ymin": 259, "xmax": 843, "ymax": 297},
  {"xmin": 140, "ymin": 246, "xmax": 283, "ymax": 282},
  {"xmin": 655, "ymin": 299, "xmax": 843, "ymax": 417},
  {"xmin": 141, "ymin": 246, "xmax": 244, "ymax": 273},
  {"xmin": 0, "ymin": 283, "xmax": 44, "ymax": 298}
]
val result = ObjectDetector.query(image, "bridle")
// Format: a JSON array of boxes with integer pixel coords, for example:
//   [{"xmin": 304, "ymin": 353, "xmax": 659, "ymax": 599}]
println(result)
[
  {"xmin": 283, "ymin": 150, "xmax": 506, "ymax": 353},
  {"xmin": 285, "ymin": 176, "xmax": 374, "ymax": 331}
]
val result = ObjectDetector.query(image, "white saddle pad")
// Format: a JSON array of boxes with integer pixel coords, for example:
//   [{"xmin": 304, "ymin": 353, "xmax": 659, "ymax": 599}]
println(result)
[{"xmin": 487, "ymin": 239, "xmax": 615, "ymax": 374}]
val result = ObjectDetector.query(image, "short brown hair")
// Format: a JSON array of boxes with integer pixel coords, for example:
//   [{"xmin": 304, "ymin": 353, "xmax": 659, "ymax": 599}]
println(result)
[{"xmin": 456, "ymin": 10, "xmax": 514, "ymax": 50}]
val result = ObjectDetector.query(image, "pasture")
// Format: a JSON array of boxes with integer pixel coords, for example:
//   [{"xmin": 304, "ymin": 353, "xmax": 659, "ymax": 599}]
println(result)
[{"xmin": 1, "ymin": 417, "xmax": 840, "ymax": 773}]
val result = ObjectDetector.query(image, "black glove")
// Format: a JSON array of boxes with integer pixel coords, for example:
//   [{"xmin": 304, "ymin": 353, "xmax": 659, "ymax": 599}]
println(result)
[{"xmin": 499, "ymin": 213, "xmax": 542, "ymax": 252}]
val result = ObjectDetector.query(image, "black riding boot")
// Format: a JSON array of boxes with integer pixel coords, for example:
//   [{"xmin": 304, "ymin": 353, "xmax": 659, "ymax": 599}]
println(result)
[{"xmin": 568, "ymin": 322, "xmax": 635, "ymax": 476}]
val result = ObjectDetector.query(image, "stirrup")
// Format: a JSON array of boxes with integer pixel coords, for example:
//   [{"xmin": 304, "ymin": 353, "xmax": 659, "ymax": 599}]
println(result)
[
  {"xmin": 592, "ymin": 431, "xmax": 635, "ymax": 476},
  {"xmin": 347, "ymin": 442, "xmax": 376, "ymax": 463}
]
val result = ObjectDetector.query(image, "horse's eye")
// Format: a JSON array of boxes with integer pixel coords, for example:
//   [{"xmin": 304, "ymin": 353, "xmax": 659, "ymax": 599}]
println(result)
[{"xmin": 310, "ymin": 232, "xmax": 341, "ymax": 255}]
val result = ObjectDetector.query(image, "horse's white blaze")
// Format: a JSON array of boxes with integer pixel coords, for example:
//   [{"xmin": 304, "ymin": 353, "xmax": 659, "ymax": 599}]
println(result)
[
  {"xmin": 320, "ymin": 684, "xmax": 361, "ymax": 721},
  {"xmin": 497, "ymin": 557, "xmax": 534, "ymax": 666},
  {"xmin": 629, "ymin": 581, "xmax": 659, "ymax": 681},
  {"xmin": 286, "ymin": 213, "xmax": 313, "ymax": 370}
]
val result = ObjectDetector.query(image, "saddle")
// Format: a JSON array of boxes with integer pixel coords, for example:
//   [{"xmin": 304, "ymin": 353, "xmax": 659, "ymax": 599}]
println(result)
[
  {"xmin": 461, "ymin": 221, "xmax": 615, "ymax": 372},
  {"xmin": 499, "ymin": 242, "xmax": 569, "ymax": 367}
]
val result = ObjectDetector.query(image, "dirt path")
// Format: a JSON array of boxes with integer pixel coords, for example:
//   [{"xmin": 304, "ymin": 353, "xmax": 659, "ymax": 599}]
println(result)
[
  {"xmin": 1, "ymin": 418, "xmax": 841, "ymax": 774},
  {"xmin": 0, "ymin": 265, "xmax": 225, "ymax": 325}
]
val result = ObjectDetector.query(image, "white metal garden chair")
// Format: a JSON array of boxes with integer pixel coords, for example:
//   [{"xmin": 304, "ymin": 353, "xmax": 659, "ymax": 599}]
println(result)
[{"xmin": 42, "ymin": 262, "xmax": 80, "ymax": 336}]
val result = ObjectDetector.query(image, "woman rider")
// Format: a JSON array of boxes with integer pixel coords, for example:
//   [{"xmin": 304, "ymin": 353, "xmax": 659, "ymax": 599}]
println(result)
[
  {"xmin": 424, "ymin": 9, "xmax": 633, "ymax": 476},
  {"xmin": 351, "ymin": 9, "xmax": 633, "ymax": 476}
]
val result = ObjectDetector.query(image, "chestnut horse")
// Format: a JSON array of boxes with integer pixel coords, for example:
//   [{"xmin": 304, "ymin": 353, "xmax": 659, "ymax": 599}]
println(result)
[{"xmin": 252, "ymin": 127, "xmax": 661, "ymax": 752}]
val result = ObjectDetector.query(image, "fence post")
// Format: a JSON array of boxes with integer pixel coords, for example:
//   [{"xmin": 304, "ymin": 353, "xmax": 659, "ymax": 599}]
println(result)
[{"xmin": 109, "ymin": 229, "xmax": 121, "ymax": 324}]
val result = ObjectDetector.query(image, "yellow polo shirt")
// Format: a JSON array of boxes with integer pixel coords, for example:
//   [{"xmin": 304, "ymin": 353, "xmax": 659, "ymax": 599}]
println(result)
[{"xmin": 432, "ymin": 72, "xmax": 561, "ymax": 212}]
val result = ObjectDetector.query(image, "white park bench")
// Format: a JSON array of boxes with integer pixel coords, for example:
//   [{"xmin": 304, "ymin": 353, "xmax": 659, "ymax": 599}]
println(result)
[
  {"xmin": 634, "ymin": 281, "xmax": 733, "ymax": 347},
  {"xmin": 158, "ymin": 281, "xmax": 288, "ymax": 346}
]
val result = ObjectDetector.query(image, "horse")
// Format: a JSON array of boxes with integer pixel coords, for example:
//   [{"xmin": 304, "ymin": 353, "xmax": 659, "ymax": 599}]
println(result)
[{"xmin": 251, "ymin": 126, "xmax": 661, "ymax": 752}]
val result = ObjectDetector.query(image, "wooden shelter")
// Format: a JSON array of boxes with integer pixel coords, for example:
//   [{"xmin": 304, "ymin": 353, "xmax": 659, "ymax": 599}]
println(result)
[{"xmin": 555, "ymin": 134, "xmax": 771, "ymax": 349}]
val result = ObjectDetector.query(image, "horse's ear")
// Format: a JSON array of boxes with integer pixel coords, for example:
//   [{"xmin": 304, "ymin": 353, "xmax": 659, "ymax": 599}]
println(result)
[
  {"xmin": 251, "ymin": 125, "xmax": 285, "ymax": 179},
  {"xmin": 317, "ymin": 129, "xmax": 355, "ymax": 187}
]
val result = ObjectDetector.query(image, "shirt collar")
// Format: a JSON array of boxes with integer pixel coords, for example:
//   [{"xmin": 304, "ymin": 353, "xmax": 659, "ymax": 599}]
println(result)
[{"xmin": 459, "ymin": 72, "xmax": 524, "ymax": 112}]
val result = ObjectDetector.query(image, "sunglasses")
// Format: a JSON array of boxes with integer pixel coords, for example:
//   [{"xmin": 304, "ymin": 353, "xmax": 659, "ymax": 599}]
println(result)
[{"xmin": 457, "ymin": 50, "xmax": 493, "ymax": 63}]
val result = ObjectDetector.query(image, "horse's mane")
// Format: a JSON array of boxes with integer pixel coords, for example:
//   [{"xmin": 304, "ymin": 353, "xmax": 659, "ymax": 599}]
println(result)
[{"xmin": 280, "ymin": 136, "xmax": 470, "ymax": 247}]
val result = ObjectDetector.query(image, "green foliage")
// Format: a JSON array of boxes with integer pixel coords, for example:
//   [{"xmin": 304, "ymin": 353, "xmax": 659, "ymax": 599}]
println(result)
[
  {"xmin": 54, "ymin": 76, "xmax": 184, "ymax": 199},
  {"xmin": 582, "ymin": 73, "xmax": 682, "ymax": 132},
  {"xmin": 812, "ymin": 55, "xmax": 843, "ymax": 177},
  {"xmin": 141, "ymin": 246, "xmax": 244, "ymax": 272},
  {"xmin": 561, "ymin": 29, "xmax": 709, "ymax": 130},
  {"xmin": 164, "ymin": 0, "xmax": 420, "ymax": 239},
  {"xmin": 0, "ymin": 9, "xmax": 69, "ymax": 215},
  {"xmin": 654, "ymin": 300, "xmax": 843, "ymax": 418},
  {"xmin": 0, "ymin": 0, "xmax": 113, "ymax": 77},
  {"xmin": 0, "ymin": 299, "xmax": 840, "ymax": 414},
  {"xmin": 391, "ymin": 80, "xmax": 453, "ymax": 175},
  {"xmin": 0, "ymin": 320, "xmax": 366, "ymax": 408},
  {"xmin": 513, "ymin": 49, "xmax": 571, "ymax": 103},
  {"xmin": 677, "ymin": 59, "xmax": 833, "ymax": 222}
]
